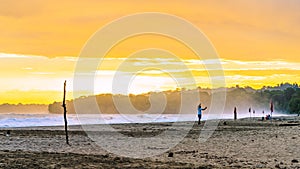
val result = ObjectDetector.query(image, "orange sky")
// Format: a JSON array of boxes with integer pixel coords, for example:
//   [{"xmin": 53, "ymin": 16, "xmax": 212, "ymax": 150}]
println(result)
[
  {"xmin": 1, "ymin": 0, "xmax": 300, "ymax": 61},
  {"xmin": 0, "ymin": 0, "xmax": 300, "ymax": 104}
]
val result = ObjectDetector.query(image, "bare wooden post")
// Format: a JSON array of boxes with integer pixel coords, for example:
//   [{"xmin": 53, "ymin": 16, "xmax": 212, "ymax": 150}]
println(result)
[
  {"xmin": 62, "ymin": 80, "xmax": 69, "ymax": 145},
  {"xmin": 234, "ymin": 107, "xmax": 237, "ymax": 120}
]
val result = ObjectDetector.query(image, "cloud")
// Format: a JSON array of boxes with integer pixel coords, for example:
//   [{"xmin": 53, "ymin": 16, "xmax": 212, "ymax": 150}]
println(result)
[{"xmin": 0, "ymin": 52, "xmax": 299, "ymax": 103}]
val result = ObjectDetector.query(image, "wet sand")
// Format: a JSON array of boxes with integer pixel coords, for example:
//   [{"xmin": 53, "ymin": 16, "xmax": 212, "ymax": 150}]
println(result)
[{"xmin": 0, "ymin": 116, "xmax": 300, "ymax": 168}]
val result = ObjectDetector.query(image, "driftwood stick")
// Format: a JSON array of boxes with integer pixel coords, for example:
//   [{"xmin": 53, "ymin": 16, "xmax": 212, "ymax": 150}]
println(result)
[{"xmin": 62, "ymin": 80, "xmax": 69, "ymax": 145}]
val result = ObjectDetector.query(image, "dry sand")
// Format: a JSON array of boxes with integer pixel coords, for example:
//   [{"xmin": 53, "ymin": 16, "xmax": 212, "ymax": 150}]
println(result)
[{"xmin": 0, "ymin": 116, "xmax": 300, "ymax": 168}]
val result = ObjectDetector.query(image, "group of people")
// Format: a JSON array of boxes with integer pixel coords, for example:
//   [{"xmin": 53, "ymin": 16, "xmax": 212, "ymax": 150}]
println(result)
[{"xmin": 196, "ymin": 103, "xmax": 274, "ymax": 124}]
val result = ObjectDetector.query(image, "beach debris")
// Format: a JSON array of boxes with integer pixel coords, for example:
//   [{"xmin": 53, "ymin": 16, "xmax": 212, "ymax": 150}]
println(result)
[
  {"xmin": 255, "ymin": 164, "xmax": 265, "ymax": 168},
  {"xmin": 291, "ymin": 159, "xmax": 298, "ymax": 163},
  {"xmin": 279, "ymin": 123, "xmax": 299, "ymax": 127},
  {"xmin": 6, "ymin": 130, "xmax": 10, "ymax": 137},
  {"xmin": 168, "ymin": 152, "xmax": 174, "ymax": 157},
  {"xmin": 174, "ymin": 150, "xmax": 197, "ymax": 154}
]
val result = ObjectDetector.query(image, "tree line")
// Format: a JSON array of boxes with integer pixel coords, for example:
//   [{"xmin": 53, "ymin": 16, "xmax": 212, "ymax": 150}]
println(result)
[{"xmin": 48, "ymin": 83, "xmax": 299, "ymax": 115}]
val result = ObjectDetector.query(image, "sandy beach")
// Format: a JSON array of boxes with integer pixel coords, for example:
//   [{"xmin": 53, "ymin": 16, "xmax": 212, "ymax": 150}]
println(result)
[{"xmin": 0, "ymin": 116, "xmax": 300, "ymax": 169}]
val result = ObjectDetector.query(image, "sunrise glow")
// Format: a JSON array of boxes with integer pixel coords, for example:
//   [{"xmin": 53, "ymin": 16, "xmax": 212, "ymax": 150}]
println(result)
[{"xmin": 1, "ymin": 0, "xmax": 300, "ymax": 104}]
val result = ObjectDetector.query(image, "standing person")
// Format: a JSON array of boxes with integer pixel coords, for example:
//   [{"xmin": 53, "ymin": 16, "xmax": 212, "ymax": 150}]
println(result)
[
  {"xmin": 249, "ymin": 107, "xmax": 252, "ymax": 119},
  {"xmin": 198, "ymin": 103, "xmax": 207, "ymax": 125},
  {"xmin": 234, "ymin": 107, "xmax": 237, "ymax": 120},
  {"xmin": 270, "ymin": 100, "xmax": 274, "ymax": 120}
]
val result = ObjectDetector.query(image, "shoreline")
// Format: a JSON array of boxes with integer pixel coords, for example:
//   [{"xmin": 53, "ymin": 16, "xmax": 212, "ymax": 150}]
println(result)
[{"xmin": 0, "ymin": 114, "xmax": 299, "ymax": 130}]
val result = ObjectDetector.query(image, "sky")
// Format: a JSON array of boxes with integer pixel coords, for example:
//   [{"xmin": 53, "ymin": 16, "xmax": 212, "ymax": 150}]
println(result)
[{"xmin": 0, "ymin": 0, "xmax": 300, "ymax": 104}]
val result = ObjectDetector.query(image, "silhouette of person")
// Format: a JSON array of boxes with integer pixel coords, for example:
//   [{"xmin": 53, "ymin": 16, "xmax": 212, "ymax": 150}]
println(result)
[
  {"xmin": 198, "ymin": 103, "xmax": 207, "ymax": 125},
  {"xmin": 234, "ymin": 107, "xmax": 237, "ymax": 120}
]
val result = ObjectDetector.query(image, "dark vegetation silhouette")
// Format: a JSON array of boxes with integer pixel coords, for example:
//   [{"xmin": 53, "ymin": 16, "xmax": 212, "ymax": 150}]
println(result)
[
  {"xmin": 0, "ymin": 104, "xmax": 47, "ymax": 114},
  {"xmin": 48, "ymin": 83, "xmax": 300, "ymax": 115},
  {"xmin": 265, "ymin": 84, "xmax": 300, "ymax": 114}
]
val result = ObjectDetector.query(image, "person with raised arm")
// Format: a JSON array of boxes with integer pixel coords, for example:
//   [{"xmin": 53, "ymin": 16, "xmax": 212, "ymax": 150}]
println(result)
[{"xmin": 197, "ymin": 103, "xmax": 207, "ymax": 125}]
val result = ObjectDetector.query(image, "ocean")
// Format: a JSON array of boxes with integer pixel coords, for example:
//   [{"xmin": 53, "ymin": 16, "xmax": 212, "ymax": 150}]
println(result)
[{"xmin": 0, "ymin": 112, "xmax": 291, "ymax": 128}]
